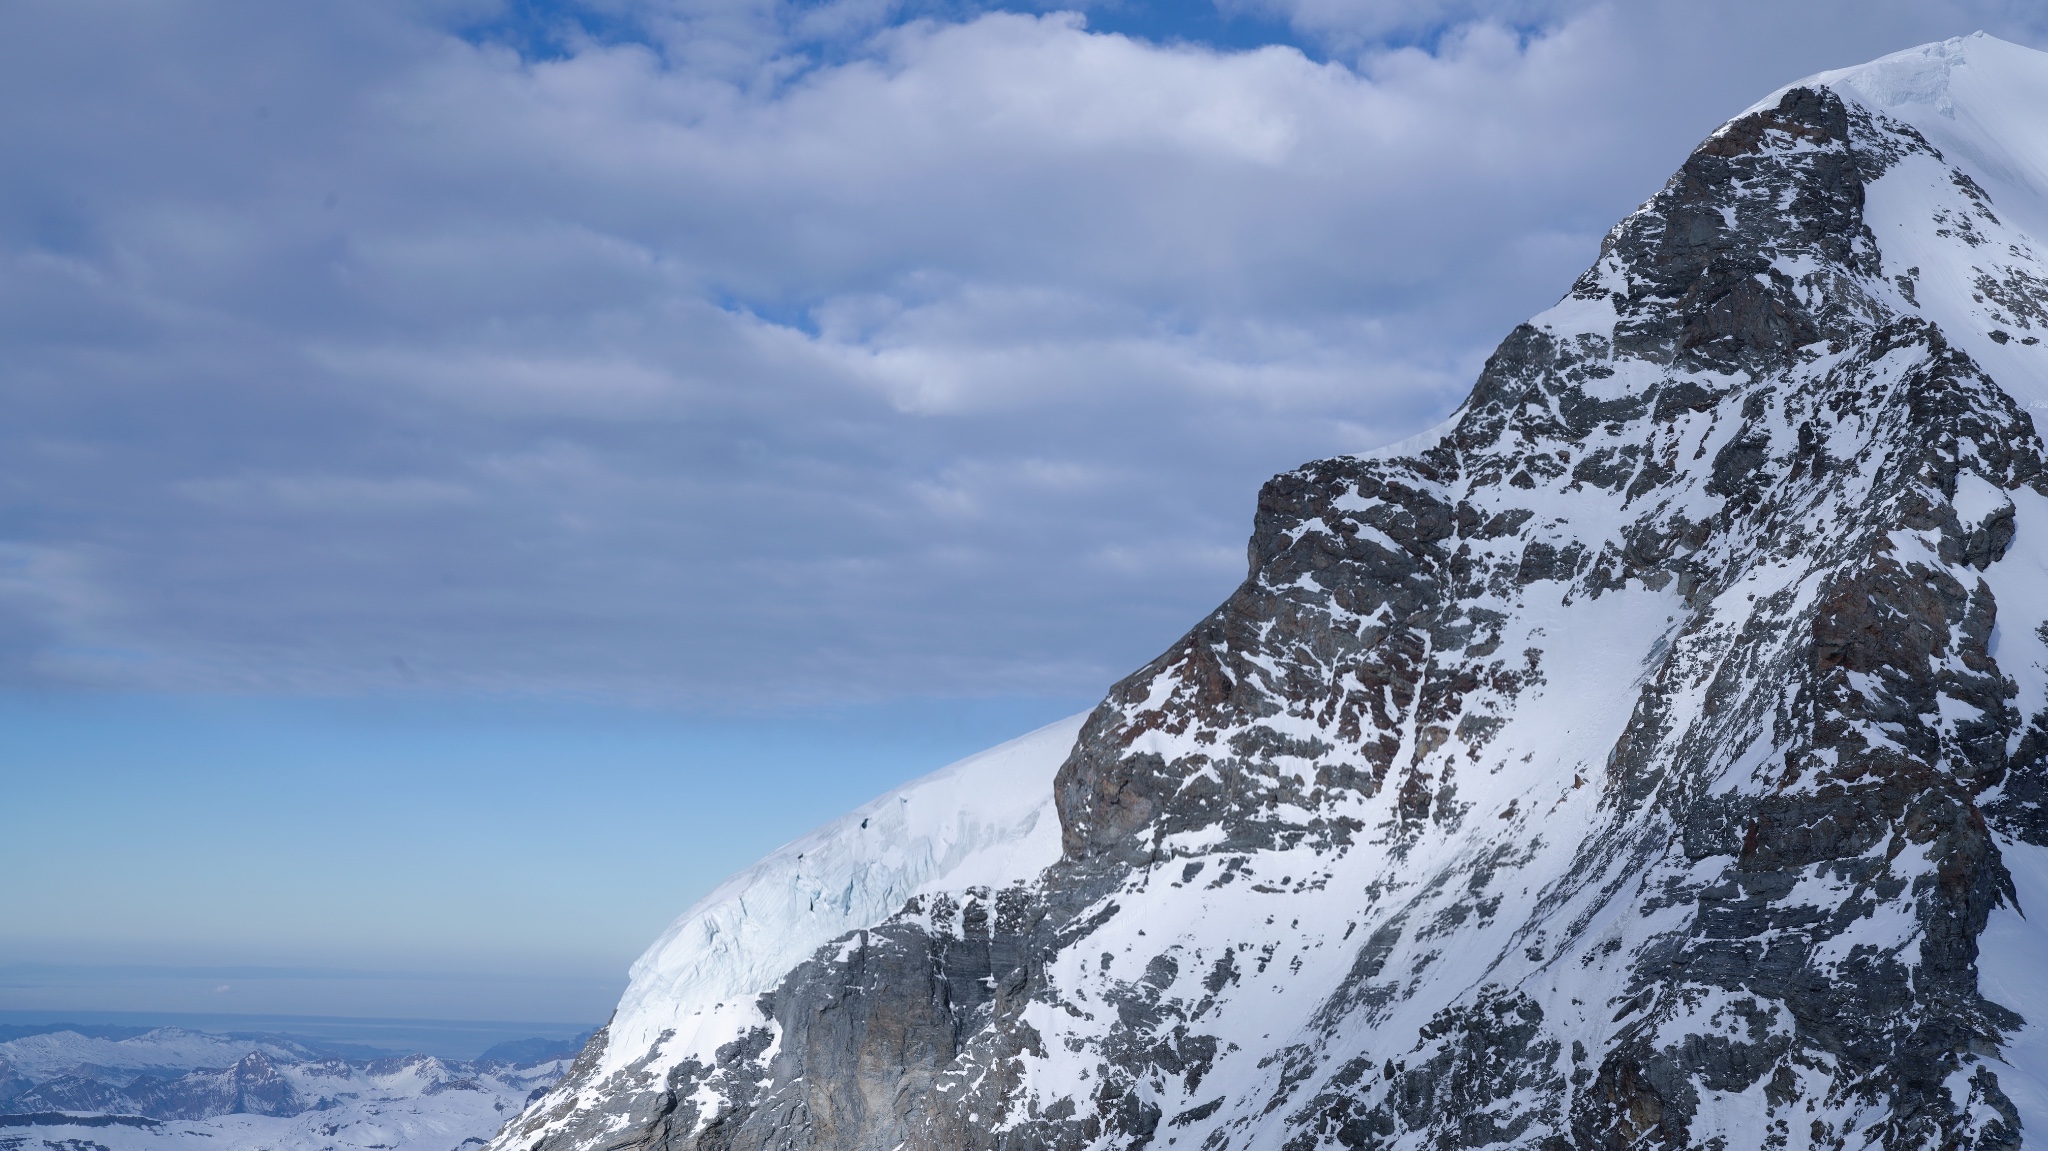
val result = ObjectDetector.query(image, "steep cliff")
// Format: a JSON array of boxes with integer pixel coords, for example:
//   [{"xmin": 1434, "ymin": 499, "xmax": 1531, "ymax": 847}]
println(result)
[{"xmin": 492, "ymin": 33, "xmax": 2048, "ymax": 1151}]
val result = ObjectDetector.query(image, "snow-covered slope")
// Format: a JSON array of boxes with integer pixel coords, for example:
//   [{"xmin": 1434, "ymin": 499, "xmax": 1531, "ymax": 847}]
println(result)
[
  {"xmin": 495, "ymin": 34, "xmax": 2048, "ymax": 1151},
  {"xmin": 1790, "ymin": 35, "xmax": 2048, "ymax": 410},
  {"xmin": 594, "ymin": 714, "xmax": 1082, "ymax": 1085}
]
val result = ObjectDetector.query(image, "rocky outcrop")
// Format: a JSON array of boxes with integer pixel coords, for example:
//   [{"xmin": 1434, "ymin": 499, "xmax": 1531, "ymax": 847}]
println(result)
[{"xmin": 495, "ymin": 34, "xmax": 2048, "ymax": 1151}]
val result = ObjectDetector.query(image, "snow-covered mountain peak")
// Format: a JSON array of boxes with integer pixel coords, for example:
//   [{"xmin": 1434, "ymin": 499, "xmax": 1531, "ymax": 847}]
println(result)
[
  {"xmin": 1763, "ymin": 32, "xmax": 1985, "ymax": 118},
  {"xmin": 1772, "ymin": 34, "xmax": 2048, "ymax": 413},
  {"xmin": 495, "ymin": 36, "xmax": 2048, "ymax": 1151}
]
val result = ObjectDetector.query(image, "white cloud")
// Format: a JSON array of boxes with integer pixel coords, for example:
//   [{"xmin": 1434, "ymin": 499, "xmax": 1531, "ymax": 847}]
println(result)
[
  {"xmin": 178, "ymin": 475, "xmax": 481, "ymax": 513},
  {"xmin": 0, "ymin": 0, "xmax": 2042, "ymax": 702}
]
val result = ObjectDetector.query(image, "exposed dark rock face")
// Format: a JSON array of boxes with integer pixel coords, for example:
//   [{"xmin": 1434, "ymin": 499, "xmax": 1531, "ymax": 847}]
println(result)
[
  {"xmin": 0, "ymin": 1063, "xmax": 27, "ymax": 1110},
  {"xmin": 498, "ymin": 39, "xmax": 2048, "ymax": 1151},
  {"xmin": 121, "ymin": 1052, "xmax": 304, "ymax": 1120}
]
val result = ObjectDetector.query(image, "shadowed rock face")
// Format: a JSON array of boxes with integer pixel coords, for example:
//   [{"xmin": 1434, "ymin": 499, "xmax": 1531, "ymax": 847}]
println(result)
[{"xmin": 499, "ymin": 44, "xmax": 2048, "ymax": 1151}]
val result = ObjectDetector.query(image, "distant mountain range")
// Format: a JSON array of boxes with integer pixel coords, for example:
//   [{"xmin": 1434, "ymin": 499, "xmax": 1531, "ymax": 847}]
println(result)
[{"xmin": 0, "ymin": 1023, "xmax": 585, "ymax": 1151}]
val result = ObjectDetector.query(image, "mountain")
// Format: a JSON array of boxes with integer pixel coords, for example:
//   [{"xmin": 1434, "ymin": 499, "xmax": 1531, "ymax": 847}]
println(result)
[
  {"xmin": 0, "ymin": 1026, "xmax": 153, "ymax": 1045},
  {"xmin": 0, "ymin": 1027, "xmax": 570, "ymax": 1151},
  {"xmin": 490, "ymin": 33, "xmax": 2048, "ymax": 1151},
  {"xmin": 0, "ymin": 1028, "xmax": 317, "ymax": 1083}
]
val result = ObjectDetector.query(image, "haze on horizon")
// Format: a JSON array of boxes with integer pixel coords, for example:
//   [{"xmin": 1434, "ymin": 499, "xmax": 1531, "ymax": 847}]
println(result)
[{"xmin": 6, "ymin": 0, "xmax": 2046, "ymax": 1026}]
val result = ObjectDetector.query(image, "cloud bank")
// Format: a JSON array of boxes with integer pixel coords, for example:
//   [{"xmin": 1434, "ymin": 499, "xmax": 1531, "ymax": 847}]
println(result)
[{"xmin": 1, "ymin": 0, "xmax": 2042, "ymax": 704}]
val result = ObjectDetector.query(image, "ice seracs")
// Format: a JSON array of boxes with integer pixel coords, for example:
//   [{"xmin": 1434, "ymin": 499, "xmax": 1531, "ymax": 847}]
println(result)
[{"xmin": 592, "ymin": 714, "xmax": 1082, "ymax": 1087}]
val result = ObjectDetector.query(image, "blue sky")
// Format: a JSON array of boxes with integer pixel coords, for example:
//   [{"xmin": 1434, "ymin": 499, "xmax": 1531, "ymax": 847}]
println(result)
[
  {"xmin": 5, "ymin": 0, "xmax": 2047, "ymax": 1026},
  {"xmin": 3, "ymin": 691, "xmax": 1072, "ymax": 1021}
]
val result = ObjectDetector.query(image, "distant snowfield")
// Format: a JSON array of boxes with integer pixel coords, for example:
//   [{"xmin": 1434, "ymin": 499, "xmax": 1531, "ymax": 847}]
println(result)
[
  {"xmin": 1, "ymin": 1079, "xmax": 540, "ymax": 1151},
  {"xmin": 0, "ymin": 1028, "xmax": 565, "ymax": 1151},
  {"xmin": 0, "ymin": 1064, "xmax": 550, "ymax": 1151}
]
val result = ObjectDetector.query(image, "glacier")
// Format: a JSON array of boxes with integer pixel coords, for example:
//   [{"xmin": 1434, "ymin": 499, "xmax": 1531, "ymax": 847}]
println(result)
[{"xmin": 597, "ymin": 714, "xmax": 1084, "ymax": 1088}]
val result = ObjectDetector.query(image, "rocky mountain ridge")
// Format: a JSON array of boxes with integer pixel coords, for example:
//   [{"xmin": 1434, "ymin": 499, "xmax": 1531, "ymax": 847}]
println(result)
[{"xmin": 490, "ymin": 33, "xmax": 2048, "ymax": 1151}]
